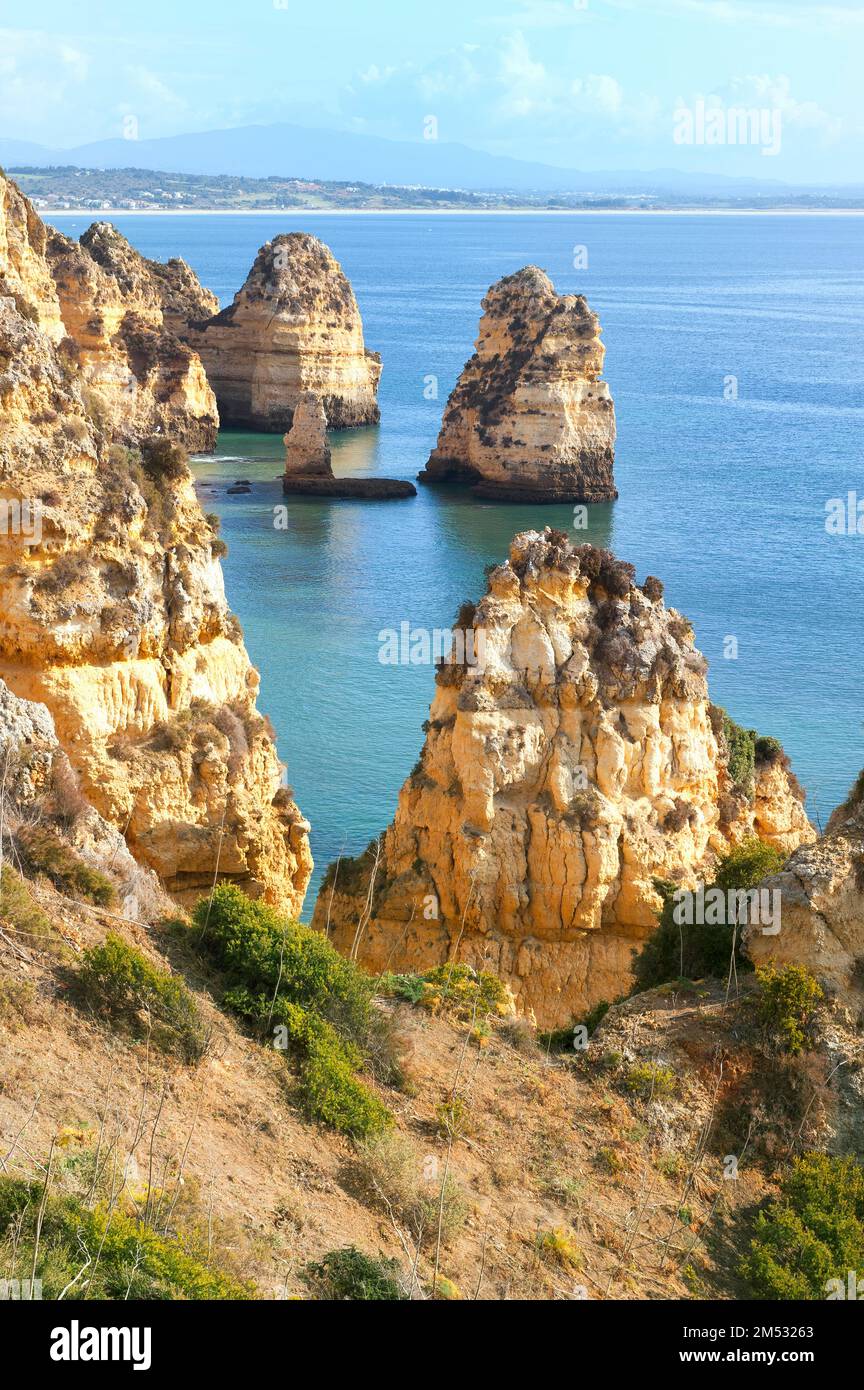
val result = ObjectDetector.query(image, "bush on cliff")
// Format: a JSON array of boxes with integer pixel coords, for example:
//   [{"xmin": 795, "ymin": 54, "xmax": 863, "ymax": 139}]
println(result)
[
  {"xmin": 0, "ymin": 1176, "xmax": 254, "ymax": 1300},
  {"xmin": 379, "ymin": 962, "xmax": 511, "ymax": 1020},
  {"xmin": 192, "ymin": 886, "xmax": 392, "ymax": 1136},
  {"xmin": 740, "ymin": 1153, "xmax": 864, "ymax": 1300},
  {"xmin": 17, "ymin": 825, "xmax": 115, "ymax": 907},
  {"xmin": 305, "ymin": 1246, "xmax": 406, "ymax": 1301},
  {"xmin": 632, "ymin": 838, "xmax": 785, "ymax": 991},
  {"xmin": 753, "ymin": 963, "xmax": 823, "ymax": 1056},
  {"xmin": 78, "ymin": 934, "xmax": 207, "ymax": 1062}
]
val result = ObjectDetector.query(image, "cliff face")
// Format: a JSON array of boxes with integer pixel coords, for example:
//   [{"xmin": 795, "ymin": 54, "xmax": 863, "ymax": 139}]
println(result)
[
  {"xmin": 0, "ymin": 177, "xmax": 311, "ymax": 915},
  {"xmin": 1, "ymin": 174, "xmax": 219, "ymax": 452},
  {"xmin": 745, "ymin": 779, "xmax": 864, "ymax": 1009},
  {"xmin": 45, "ymin": 221, "xmax": 219, "ymax": 452},
  {"xmin": 419, "ymin": 268, "xmax": 616, "ymax": 502},
  {"xmin": 0, "ymin": 677, "xmax": 170, "ymax": 920},
  {"xmin": 186, "ymin": 232, "xmax": 381, "ymax": 431},
  {"xmin": 313, "ymin": 529, "xmax": 813, "ymax": 1026}
]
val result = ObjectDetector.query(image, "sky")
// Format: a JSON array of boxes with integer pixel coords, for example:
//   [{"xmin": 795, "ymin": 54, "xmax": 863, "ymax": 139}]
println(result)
[{"xmin": 1, "ymin": 0, "xmax": 862, "ymax": 182}]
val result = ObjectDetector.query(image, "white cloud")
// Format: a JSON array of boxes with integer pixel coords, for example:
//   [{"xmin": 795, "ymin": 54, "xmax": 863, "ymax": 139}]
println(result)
[{"xmin": 606, "ymin": 0, "xmax": 864, "ymax": 30}]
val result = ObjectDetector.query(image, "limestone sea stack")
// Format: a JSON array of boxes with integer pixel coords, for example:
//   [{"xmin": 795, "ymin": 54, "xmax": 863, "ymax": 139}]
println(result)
[
  {"xmin": 0, "ymin": 173, "xmax": 312, "ymax": 914},
  {"xmin": 282, "ymin": 391, "xmax": 416, "ymax": 500},
  {"xmin": 419, "ymin": 267, "xmax": 616, "ymax": 502},
  {"xmin": 313, "ymin": 529, "xmax": 814, "ymax": 1027},
  {"xmin": 284, "ymin": 392, "xmax": 332, "ymax": 476},
  {"xmin": 187, "ymin": 233, "xmax": 382, "ymax": 432}
]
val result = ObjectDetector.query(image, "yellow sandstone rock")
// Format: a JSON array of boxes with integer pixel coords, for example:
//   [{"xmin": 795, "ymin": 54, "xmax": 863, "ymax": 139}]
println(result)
[
  {"xmin": 419, "ymin": 267, "xmax": 616, "ymax": 502},
  {"xmin": 0, "ymin": 175, "xmax": 311, "ymax": 915},
  {"xmin": 314, "ymin": 529, "xmax": 814, "ymax": 1027},
  {"xmin": 186, "ymin": 232, "xmax": 381, "ymax": 432}
]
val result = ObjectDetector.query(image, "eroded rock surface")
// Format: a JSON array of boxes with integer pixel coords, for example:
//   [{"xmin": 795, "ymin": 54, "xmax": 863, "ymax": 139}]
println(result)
[
  {"xmin": 0, "ymin": 176, "xmax": 311, "ymax": 914},
  {"xmin": 745, "ymin": 778, "xmax": 864, "ymax": 1008},
  {"xmin": 187, "ymin": 232, "xmax": 381, "ymax": 432},
  {"xmin": 283, "ymin": 392, "xmax": 332, "ymax": 476},
  {"xmin": 314, "ymin": 529, "xmax": 813, "ymax": 1026},
  {"xmin": 0, "ymin": 173, "xmax": 219, "ymax": 452},
  {"xmin": 419, "ymin": 267, "xmax": 616, "ymax": 502}
]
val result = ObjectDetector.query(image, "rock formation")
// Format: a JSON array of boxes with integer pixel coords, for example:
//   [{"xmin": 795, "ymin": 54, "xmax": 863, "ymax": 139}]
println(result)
[
  {"xmin": 313, "ymin": 529, "xmax": 813, "ymax": 1027},
  {"xmin": 281, "ymin": 391, "xmax": 416, "ymax": 500},
  {"xmin": 0, "ymin": 677, "xmax": 170, "ymax": 921},
  {"xmin": 283, "ymin": 392, "xmax": 332, "ymax": 476},
  {"xmin": 186, "ymin": 232, "xmax": 381, "ymax": 432},
  {"xmin": 419, "ymin": 267, "xmax": 616, "ymax": 502},
  {"xmin": 744, "ymin": 774, "xmax": 864, "ymax": 1009},
  {"xmin": 0, "ymin": 174, "xmax": 311, "ymax": 914},
  {"xmin": 0, "ymin": 174, "xmax": 219, "ymax": 452},
  {"xmin": 44, "ymin": 221, "xmax": 219, "ymax": 453}
]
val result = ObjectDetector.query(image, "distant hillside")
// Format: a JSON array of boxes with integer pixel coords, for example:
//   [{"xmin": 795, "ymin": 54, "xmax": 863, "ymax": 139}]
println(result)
[
  {"xmin": 10, "ymin": 165, "xmax": 862, "ymax": 215},
  {"xmin": 0, "ymin": 120, "xmax": 819, "ymax": 197}
]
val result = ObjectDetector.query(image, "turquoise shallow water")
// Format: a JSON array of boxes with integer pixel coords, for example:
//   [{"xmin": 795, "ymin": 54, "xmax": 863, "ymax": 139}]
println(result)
[{"xmin": 51, "ymin": 212, "xmax": 864, "ymax": 913}]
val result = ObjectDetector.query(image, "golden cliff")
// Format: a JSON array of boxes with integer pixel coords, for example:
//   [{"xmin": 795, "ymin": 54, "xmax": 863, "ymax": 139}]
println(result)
[
  {"xmin": 185, "ymin": 232, "xmax": 381, "ymax": 431},
  {"xmin": 745, "ymin": 774, "xmax": 864, "ymax": 1010},
  {"xmin": 0, "ymin": 175, "xmax": 311, "ymax": 914},
  {"xmin": 419, "ymin": 267, "xmax": 616, "ymax": 502},
  {"xmin": 313, "ymin": 529, "xmax": 813, "ymax": 1026},
  {"xmin": 45, "ymin": 221, "xmax": 219, "ymax": 452},
  {"xmin": 1, "ymin": 173, "xmax": 219, "ymax": 452}
]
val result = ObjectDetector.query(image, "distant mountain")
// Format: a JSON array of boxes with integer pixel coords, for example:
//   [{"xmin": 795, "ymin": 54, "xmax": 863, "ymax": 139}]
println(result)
[{"xmin": 0, "ymin": 122, "xmax": 798, "ymax": 197}]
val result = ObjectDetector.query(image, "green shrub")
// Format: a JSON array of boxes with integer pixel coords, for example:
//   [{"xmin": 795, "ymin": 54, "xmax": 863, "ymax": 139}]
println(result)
[
  {"xmin": 0, "ymin": 1177, "xmax": 253, "ymax": 1300},
  {"xmin": 753, "ymin": 964, "xmax": 823, "ymax": 1055},
  {"xmin": 624, "ymin": 1060, "xmax": 678, "ymax": 1100},
  {"xmin": 193, "ymin": 886, "xmax": 392, "ymax": 1136},
  {"xmin": 755, "ymin": 735, "xmax": 784, "ymax": 764},
  {"xmin": 78, "ymin": 933, "xmax": 206, "ymax": 1062},
  {"xmin": 741, "ymin": 1153, "xmax": 864, "ymax": 1300},
  {"xmin": 305, "ymin": 1246, "xmax": 406, "ymax": 1301},
  {"xmin": 17, "ymin": 826, "xmax": 115, "ymax": 907},
  {"xmin": 538, "ymin": 999, "xmax": 612, "ymax": 1052},
  {"xmin": 720, "ymin": 711, "xmax": 757, "ymax": 796},
  {"xmin": 631, "ymin": 838, "xmax": 785, "ymax": 992},
  {"xmin": 378, "ymin": 971, "xmax": 427, "ymax": 1004},
  {"xmin": 0, "ymin": 865, "xmax": 64, "ymax": 954},
  {"xmin": 713, "ymin": 839, "xmax": 785, "ymax": 895},
  {"xmin": 140, "ymin": 437, "xmax": 189, "ymax": 482},
  {"xmin": 379, "ymin": 961, "xmax": 510, "ymax": 1020}
]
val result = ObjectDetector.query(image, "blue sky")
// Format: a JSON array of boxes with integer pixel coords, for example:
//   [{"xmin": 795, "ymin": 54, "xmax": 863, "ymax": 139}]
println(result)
[{"xmin": 1, "ymin": 0, "xmax": 862, "ymax": 181}]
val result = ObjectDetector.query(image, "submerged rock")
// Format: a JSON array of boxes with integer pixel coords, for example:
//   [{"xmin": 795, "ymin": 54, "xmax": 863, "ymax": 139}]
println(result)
[
  {"xmin": 313, "ymin": 528, "xmax": 813, "ymax": 1027},
  {"xmin": 186, "ymin": 232, "xmax": 382, "ymax": 432},
  {"xmin": 419, "ymin": 266, "xmax": 616, "ymax": 502}
]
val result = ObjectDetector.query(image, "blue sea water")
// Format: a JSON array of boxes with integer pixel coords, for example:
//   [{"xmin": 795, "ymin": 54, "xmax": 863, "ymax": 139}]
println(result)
[{"xmin": 50, "ymin": 211, "xmax": 864, "ymax": 912}]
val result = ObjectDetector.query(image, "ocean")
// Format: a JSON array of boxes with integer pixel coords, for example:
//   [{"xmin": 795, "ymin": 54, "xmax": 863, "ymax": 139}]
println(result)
[{"xmin": 49, "ymin": 211, "xmax": 864, "ymax": 912}]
